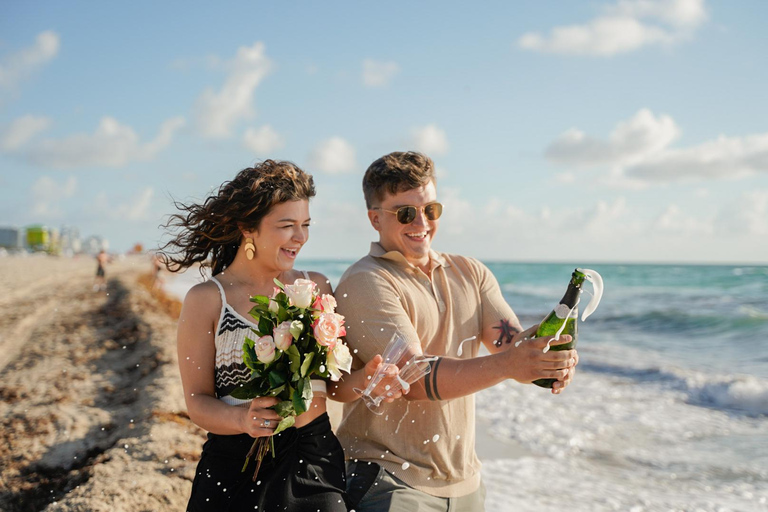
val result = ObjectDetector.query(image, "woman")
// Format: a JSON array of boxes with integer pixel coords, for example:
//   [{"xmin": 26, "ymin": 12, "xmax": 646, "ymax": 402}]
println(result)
[{"xmin": 161, "ymin": 160, "xmax": 395, "ymax": 511}]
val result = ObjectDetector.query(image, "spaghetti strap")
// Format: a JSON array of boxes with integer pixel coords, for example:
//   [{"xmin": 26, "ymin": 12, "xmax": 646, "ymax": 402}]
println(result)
[{"xmin": 209, "ymin": 276, "xmax": 227, "ymax": 316}]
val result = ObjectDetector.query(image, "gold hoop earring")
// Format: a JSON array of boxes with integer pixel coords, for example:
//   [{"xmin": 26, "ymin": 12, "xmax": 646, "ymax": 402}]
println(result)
[{"xmin": 244, "ymin": 238, "xmax": 256, "ymax": 260}]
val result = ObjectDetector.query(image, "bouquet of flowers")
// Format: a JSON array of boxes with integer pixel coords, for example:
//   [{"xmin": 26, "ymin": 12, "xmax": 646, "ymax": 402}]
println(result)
[{"xmin": 230, "ymin": 277, "xmax": 352, "ymax": 479}]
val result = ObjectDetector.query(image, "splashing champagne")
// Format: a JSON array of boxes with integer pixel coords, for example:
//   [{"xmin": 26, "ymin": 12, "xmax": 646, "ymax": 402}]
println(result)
[{"xmin": 532, "ymin": 268, "xmax": 603, "ymax": 389}]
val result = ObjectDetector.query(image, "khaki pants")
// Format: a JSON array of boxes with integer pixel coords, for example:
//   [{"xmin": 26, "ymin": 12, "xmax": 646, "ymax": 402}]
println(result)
[{"xmin": 346, "ymin": 460, "xmax": 486, "ymax": 512}]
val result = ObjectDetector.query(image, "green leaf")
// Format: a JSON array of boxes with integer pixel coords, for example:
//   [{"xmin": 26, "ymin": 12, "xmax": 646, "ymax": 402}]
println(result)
[
  {"xmin": 250, "ymin": 295, "xmax": 270, "ymax": 306},
  {"xmin": 300, "ymin": 352, "xmax": 314, "ymax": 378},
  {"xmin": 273, "ymin": 415, "xmax": 295, "ymax": 435},
  {"xmin": 300, "ymin": 376, "xmax": 314, "ymax": 402},
  {"xmin": 258, "ymin": 315, "xmax": 274, "ymax": 337},
  {"xmin": 268, "ymin": 370, "xmax": 287, "ymax": 388},
  {"xmin": 292, "ymin": 380, "xmax": 310, "ymax": 415},
  {"xmin": 273, "ymin": 400, "xmax": 294, "ymax": 417},
  {"xmin": 242, "ymin": 338, "xmax": 257, "ymax": 370},
  {"xmin": 286, "ymin": 345, "xmax": 301, "ymax": 373},
  {"xmin": 289, "ymin": 320, "xmax": 304, "ymax": 340},
  {"xmin": 273, "ymin": 277, "xmax": 285, "ymax": 290},
  {"xmin": 228, "ymin": 378, "xmax": 268, "ymax": 399}
]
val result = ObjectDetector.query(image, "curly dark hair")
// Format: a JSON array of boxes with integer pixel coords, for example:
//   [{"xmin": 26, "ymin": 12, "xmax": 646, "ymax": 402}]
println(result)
[
  {"xmin": 160, "ymin": 160, "xmax": 315, "ymax": 277},
  {"xmin": 362, "ymin": 151, "xmax": 435, "ymax": 209}
]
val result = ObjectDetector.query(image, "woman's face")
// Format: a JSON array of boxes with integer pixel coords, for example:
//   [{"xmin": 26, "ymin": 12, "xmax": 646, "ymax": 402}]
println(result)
[{"xmin": 250, "ymin": 199, "xmax": 311, "ymax": 272}]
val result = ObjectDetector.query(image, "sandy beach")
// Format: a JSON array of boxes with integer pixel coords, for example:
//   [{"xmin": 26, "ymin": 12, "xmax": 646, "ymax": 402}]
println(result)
[{"xmin": 0, "ymin": 254, "xmax": 204, "ymax": 511}]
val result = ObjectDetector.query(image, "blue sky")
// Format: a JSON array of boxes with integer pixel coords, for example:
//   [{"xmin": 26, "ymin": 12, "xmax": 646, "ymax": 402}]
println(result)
[{"xmin": 1, "ymin": 0, "xmax": 767, "ymax": 264}]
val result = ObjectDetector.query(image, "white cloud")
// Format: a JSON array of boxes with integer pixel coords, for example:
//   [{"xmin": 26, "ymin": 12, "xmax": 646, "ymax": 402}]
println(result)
[
  {"xmin": 546, "ymin": 109, "xmax": 679, "ymax": 167},
  {"xmin": 362, "ymin": 59, "xmax": 400, "ymax": 87},
  {"xmin": 93, "ymin": 187, "xmax": 155, "ymax": 221},
  {"xmin": 410, "ymin": 124, "xmax": 449, "ymax": 156},
  {"xmin": 31, "ymin": 175, "xmax": 77, "ymax": 216},
  {"xmin": 627, "ymin": 133, "xmax": 768, "ymax": 182},
  {"xmin": 518, "ymin": 0, "xmax": 707, "ymax": 56},
  {"xmin": 24, "ymin": 116, "xmax": 185, "ymax": 168},
  {"xmin": 308, "ymin": 137, "xmax": 357, "ymax": 174},
  {"xmin": 714, "ymin": 189, "xmax": 768, "ymax": 237},
  {"xmin": 0, "ymin": 31, "xmax": 60, "ymax": 91},
  {"xmin": 0, "ymin": 115, "xmax": 51, "ymax": 151},
  {"xmin": 243, "ymin": 125, "xmax": 284, "ymax": 155},
  {"xmin": 194, "ymin": 42, "xmax": 272, "ymax": 138},
  {"xmin": 545, "ymin": 109, "xmax": 768, "ymax": 185},
  {"xmin": 653, "ymin": 204, "xmax": 714, "ymax": 234}
]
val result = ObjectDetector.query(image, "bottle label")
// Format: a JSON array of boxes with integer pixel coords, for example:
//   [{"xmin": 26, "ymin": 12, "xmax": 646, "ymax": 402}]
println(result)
[{"xmin": 554, "ymin": 303, "xmax": 571, "ymax": 319}]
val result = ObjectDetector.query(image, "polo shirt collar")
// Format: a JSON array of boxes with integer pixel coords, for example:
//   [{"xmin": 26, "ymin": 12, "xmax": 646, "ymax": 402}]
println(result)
[{"xmin": 368, "ymin": 242, "xmax": 449, "ymax": 271}]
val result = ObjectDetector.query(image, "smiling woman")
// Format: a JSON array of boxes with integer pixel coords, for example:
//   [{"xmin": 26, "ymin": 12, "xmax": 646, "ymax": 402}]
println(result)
[{"xmin": 157, "ymin": 161, "xmax": 354, "ymax": 511}]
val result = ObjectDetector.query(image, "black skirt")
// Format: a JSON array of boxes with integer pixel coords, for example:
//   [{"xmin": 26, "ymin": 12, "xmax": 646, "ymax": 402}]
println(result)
[{"xmin": 187, "ymin": 413, "xmax": 348, "ymax": 512}]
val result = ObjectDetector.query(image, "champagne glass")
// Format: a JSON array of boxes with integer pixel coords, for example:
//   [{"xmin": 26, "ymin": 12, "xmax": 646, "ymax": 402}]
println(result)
[{"xmin": 354, "ymin": 332, "xmax": 435, "ymax": 414}]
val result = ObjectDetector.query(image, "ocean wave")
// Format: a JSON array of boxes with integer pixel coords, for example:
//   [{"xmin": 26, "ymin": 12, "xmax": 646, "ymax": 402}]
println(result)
[
  {"xmin": 581, "ymin": 361, "xmax": 768, "ymax": 416},
  {"xmin": 592, "ymin": 308, "xmax": 768, "ymax": 336},
  {"xmin": 683, "ymin": 374, "xmax": 768, "ymax": 416}
]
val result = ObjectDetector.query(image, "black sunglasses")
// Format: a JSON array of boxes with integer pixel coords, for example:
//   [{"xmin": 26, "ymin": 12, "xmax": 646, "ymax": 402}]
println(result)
[{"xmin": 372, "ymin": 202, "xmax": 444, "ymax": 224}]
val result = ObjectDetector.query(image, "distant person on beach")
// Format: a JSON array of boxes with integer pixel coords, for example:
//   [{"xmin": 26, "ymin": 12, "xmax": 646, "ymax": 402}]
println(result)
[
  {"xmin": 160, "ymin": 160, "xmax": 400, "ymax": 511},
  {"xmin": 93, "ymin": 250, "xmax": 109, "ymax": 291},
  {"xmin": 335, "ymin": 151, "xmax": 580, "ymax": 511},
  {"xmin": 150, "ymin": 251, "xmax": 164, "ymax": 289}
]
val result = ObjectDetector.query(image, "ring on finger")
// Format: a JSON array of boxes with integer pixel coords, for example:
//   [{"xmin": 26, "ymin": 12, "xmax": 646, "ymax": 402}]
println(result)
[{"xmin": 264, "ymin": 419, "xmax": 271, "ymax": 428}]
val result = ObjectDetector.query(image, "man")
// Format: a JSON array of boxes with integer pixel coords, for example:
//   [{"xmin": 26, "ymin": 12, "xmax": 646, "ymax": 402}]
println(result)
[{"xmin": 335, "ymin": 151, "xmax": 578, "ymax": 511}]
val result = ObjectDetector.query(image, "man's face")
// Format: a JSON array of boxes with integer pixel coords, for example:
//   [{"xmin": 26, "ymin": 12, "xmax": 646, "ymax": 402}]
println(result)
[{"xmin": 368, "ymin": 181, "xmax": 439, "ymax": 270}]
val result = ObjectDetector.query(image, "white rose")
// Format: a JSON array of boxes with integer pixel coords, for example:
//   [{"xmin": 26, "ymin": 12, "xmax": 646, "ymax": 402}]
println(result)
[
  {"xmin": 255, "ymin": 335, "xmax": 276, "ymax": 364},
  {"xmin": 284, "ymin": 278, "xmax": 316, "ymax": 309},
  {"xmin": 327, "ymin": 341, "xmax": 353, "ymax": 382},
  {"xmin": 273, "ymin": 321, "xmax": 293, "ymax": 351},
  {"xmin": 268, "ymin": 287, "xmax": 281, "ymax": 313}
]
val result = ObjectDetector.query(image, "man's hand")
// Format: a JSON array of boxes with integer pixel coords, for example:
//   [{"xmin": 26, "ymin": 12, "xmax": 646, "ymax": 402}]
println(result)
[
  {"xmin": 362, "ymin": 354, "xmax": 404, "ymax": 403},
  {"xmin": 504, "ymin": 326, "xmax": 579, "ymax": 392}
]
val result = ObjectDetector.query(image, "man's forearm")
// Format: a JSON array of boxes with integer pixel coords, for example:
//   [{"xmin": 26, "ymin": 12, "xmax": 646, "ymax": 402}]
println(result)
[{"xmin": 405, "ymin": 352, "xmax": 510, "ymax": 401}]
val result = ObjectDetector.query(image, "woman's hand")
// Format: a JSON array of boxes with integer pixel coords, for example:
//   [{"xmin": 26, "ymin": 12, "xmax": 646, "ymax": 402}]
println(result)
[{"xmin": 240, "ymin": 397, "xmax": 282, "ymax": 438}]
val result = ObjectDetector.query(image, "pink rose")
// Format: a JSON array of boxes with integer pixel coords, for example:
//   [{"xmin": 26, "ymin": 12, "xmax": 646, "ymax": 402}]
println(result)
[
  {"xmin": 284, "ymin": 279, "xmax": 316, "ymax": 309},
  {"xmin": 312, "ymin": 293, "xmax": 337, "ymax": 318},
  {"xmin": 255, "ymin": 335, "xmax": 276, "ymax": 364},
  {"xmin": 312, "ymin": 312, "xmax": 346, "ymax": 349},
  {"xmin": 273, "ymin": 321, "xmax": 293, "ymax": 351}
]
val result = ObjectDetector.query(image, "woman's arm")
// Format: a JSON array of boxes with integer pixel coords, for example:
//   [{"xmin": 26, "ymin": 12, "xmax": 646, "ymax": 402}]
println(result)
[{"xmin": 177, "ymin": 282, "xmax": 280, "ymax": 437}]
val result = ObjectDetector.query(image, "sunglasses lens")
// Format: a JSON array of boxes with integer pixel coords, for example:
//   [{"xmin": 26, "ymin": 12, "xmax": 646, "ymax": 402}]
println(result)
[
  {"xmin": 397, "ymin": 206, "xmax": 417, "ymax": 224},
  {"xmin": 425, "ymin": 203, "xmax": 443, "ymax": 220}
]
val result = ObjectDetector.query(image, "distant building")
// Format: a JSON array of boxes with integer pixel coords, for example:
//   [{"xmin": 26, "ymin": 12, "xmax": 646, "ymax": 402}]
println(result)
[
  {"xmin": 0, "ymin": 227, "xmax": 24, "ymax": 250},
  {"xmin": 26, "ymin": 225, "xmax": 50, "ymax": 252},
  {"xmin": 60, "ymin": 226, "xmax": 82, "ymax": 256}
]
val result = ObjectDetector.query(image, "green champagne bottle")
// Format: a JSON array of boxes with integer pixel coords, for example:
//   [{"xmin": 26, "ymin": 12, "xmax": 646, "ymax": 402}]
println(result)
[{"xmin": 532, "ymin": 269, "xmax": 586, "ymax": 389}]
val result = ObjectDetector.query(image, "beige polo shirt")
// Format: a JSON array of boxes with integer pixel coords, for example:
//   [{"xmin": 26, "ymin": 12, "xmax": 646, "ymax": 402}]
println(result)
[{"xmin": 335, "ymin": 242, "xmax": 517, "ymax": 498}]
